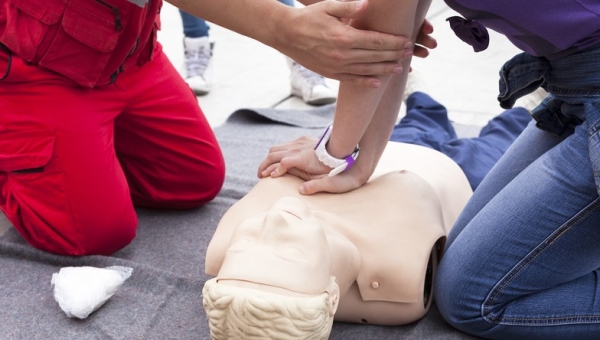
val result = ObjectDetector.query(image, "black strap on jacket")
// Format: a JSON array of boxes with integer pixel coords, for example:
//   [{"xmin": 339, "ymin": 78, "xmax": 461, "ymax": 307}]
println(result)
[{"xmin": 0, "ymin": 43, "xmax": 11, "ymax": 81}]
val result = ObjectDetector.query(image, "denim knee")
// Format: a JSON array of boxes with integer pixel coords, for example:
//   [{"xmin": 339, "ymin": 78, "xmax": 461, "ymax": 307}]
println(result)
[{"xmin": 434, "ymin": 255, "xmax": 495, "ymax": 337}]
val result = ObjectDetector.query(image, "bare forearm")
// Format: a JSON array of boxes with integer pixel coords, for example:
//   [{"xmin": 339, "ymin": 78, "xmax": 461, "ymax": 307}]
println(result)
[
  {"xmin": 327, "ymin": 0, "xmax": 427, "ymax": 175},
  {"xmin": 166, "ymin": 0, "xmax": 286, "ymax": 48},
  {"xmin": 165, "ymin": 0, "xmax": 417, "ymax": 87},
  {"xmin": 255, "ymin": 0, "xmax": 437, "ymax": 194},
  {"xmin": 357, "ymin": 69, "xmax": 410, "ymax": 176}
]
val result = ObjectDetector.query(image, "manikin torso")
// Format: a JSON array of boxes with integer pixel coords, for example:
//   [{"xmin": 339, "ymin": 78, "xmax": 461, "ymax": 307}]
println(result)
[{"xmin": 205, "ymin": 142, "xmax": 473, "ymax": 325}]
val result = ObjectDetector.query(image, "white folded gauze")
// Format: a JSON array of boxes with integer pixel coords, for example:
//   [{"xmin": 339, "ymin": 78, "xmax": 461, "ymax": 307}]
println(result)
[{"xmin": 51, "ymin": 266, "xmax": 133, "ymax": 319}]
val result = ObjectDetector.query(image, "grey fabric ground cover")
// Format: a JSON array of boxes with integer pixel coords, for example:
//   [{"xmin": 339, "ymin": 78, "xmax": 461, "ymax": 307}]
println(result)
[{"xmin": 0, "ymin": 104, "xmax": 481, "ymax": 339}]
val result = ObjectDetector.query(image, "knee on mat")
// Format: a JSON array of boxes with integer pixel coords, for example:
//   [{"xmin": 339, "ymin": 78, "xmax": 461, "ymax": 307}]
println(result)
[
  {"xmin": 177, "ymin": 158, "xmax": 225, "ymax": 207},
  {"xmin": 434, "ymin": 266, "xmax": 496, "ymax": 337},
  {"xmin": 21, "ymin": 215, "xmax": 138, "ymax": 256},
  {"xmin": 179, "ymin": 174, "xmax": 224, "ymax": 208},
  {"xmin": 141, "ymin": 162, "xmax": 225, "ymax": 209}
]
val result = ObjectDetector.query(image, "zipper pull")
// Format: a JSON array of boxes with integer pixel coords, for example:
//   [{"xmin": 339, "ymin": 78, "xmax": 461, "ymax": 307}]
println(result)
[{"xmin": 112, "ymin": 8, "xmax": 122, "ymax": 31}]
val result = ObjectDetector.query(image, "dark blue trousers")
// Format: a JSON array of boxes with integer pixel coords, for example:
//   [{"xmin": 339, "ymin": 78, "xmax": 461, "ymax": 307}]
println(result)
[{"xmin": 390, "ymin": 92, "xmax": 532, "ymax": 190}]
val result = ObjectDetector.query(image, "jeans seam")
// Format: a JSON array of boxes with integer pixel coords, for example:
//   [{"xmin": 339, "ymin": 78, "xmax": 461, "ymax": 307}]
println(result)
[{"xmin": 481, "ymin": 198, "xmax": 600, "ymax": 325}]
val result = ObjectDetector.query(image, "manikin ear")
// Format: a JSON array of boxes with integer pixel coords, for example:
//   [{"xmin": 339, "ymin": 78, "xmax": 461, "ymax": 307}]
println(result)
[{"xmin": 326, "ymin": 276, "xmax": 340, "ymax": 316}]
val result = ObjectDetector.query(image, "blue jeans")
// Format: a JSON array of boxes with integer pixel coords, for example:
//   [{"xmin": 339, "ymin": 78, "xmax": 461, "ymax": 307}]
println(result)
[
  {"xmin": 435, "ymin": 45, "xmax": 600, "ymax": 340},
  {"xmin": 179, "ymin": 0, "xmax": 295, "ymax": 38},
  {"xmin": 390, "ymin": 92, "xmax": 530, "ymax": 190}
]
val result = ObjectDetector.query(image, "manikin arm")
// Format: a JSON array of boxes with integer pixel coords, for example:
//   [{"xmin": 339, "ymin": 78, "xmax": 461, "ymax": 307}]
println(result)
[
  {"xmin": 258, "ymin": 0, "xmax": 433, "ymax": 194},
  {"xmin": 166, "ymin": 0, "xmax": 416, "ymax": 87}
]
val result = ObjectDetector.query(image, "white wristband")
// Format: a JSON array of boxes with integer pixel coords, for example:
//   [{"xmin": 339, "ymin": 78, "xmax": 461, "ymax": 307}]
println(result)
[{"xmin": 314, "ymin": 125, "xmax": 360, "ymax": 177}]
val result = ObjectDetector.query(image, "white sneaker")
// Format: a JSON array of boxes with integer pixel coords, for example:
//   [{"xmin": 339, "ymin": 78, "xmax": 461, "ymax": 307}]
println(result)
[
  {"xmin": 402, "ymin": 69, "xmax": 429, "ymax": 103},
  {"xmin": 183, "ymin": 37, "xmax": 212, "ymax": 96},
  {"xmin": 288, "ymin": 59, "xmax": 337, "ymax": 106}
]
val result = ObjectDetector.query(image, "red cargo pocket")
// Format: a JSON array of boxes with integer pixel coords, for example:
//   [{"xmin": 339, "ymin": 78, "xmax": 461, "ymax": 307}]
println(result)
[
  {"xmin": 0, "ymin": 0, "xmax": 67, "ymax": 60},
  {"xmin": 38, "ymin": 0, "xmax": 122, "ymax": 88},
  {"xmin": 0, "ymin": 129, "xmax": 55, "ymax": 173}
]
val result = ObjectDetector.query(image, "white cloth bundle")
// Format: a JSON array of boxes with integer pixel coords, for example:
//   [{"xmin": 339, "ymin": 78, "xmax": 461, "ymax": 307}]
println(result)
[{"xmin": 51, "ymin": 266, "xmax": 133, "ymax": 319}]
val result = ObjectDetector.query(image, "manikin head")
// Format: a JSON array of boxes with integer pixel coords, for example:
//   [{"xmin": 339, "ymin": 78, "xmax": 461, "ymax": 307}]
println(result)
[{"xmin": 202, "ymin": 197, "xmax": 340, "ymax": 340}]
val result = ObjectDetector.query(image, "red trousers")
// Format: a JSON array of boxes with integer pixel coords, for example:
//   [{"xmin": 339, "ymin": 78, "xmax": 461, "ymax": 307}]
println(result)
[{"xmin": 0, "ymin": 44, "xmax": 225, "ymax": 256}]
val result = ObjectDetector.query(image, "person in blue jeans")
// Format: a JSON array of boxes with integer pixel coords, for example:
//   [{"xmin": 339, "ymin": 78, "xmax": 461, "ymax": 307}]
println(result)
[
  {"xmin": 389, "ymin": 91, "xmax": 532, "ymax": 191},
  {"xmin": 258, "ymin": 0, "xmax": 600, "ymax": 336},
  {"xmin": 428, "ymin": 2, "xmax": 600, "ymax": 339},
  {"xmin": 434, "ymin": 47, "xmax": 600, "ymax": 340},
  {"xmin": 179, "ymin": 3, "xmax": 336, "ymax": 105}
]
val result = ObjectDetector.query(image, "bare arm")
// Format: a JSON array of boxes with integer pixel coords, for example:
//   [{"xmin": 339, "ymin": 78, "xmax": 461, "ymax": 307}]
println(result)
[
  {"xmin": 258, "ymin": 0, "xmax": 433, "ymax": 194},
  {"xmin": 166, "ymin": 0, "xmax": 415, "ymax": 87},
  {"xmin": 294, "ymin": 0, "xmax": 437, "ymax": 59},
  {"xmin": 325, "ymin": 0, "xmax": 433, "ymax": 187}
]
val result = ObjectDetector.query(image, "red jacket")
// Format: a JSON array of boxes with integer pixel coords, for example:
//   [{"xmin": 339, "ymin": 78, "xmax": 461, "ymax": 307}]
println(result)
[{"xmin": 0, "ymin": 0, "xmax": 162, "ymax": 88}]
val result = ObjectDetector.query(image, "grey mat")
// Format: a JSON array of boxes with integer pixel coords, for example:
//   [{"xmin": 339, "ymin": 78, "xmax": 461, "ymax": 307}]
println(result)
[{"xmin": 0, "ymin": 104, "xmax": 482, "ymax": 339}]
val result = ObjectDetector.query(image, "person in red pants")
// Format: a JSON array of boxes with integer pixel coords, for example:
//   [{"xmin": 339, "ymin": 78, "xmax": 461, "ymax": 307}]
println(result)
[
  {"xmin": 0, "ymin": 44, "xmax": 225, "ymax": 256},
  {"xmin": 0, "ymin": 0, "xmax": 425, "ymax": 255}
]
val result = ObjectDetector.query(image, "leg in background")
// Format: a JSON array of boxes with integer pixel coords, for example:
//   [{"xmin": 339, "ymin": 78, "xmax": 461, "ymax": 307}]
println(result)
[{"xmin": 179, "ymin": 10, "xmax": 212, "ymax": 95}]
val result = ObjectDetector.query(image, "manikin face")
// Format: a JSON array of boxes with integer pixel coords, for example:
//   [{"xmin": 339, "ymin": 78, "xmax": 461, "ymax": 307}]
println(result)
[{"xmin": 217, "ymin": 196, "xmax": 332, "ymax": 295}]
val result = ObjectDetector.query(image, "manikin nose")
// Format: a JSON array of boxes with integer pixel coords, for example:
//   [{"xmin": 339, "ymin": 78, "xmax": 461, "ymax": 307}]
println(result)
[{"xmin": 260, "ymin": 210, "xmax": 290, "ymax": 240}]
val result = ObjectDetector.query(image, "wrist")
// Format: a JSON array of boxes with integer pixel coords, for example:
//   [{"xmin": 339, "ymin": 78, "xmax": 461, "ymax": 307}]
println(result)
[
  {"xmin": 314, "ymin": 125, "xmax": 360, "ymax": 177},
  {"xmin": 324, "ymin": 135, "xmax": 352, "ymax": 159},
  {"xmin": 265, "ymin": 6, "xmax": 296, "ymax": 53}
]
